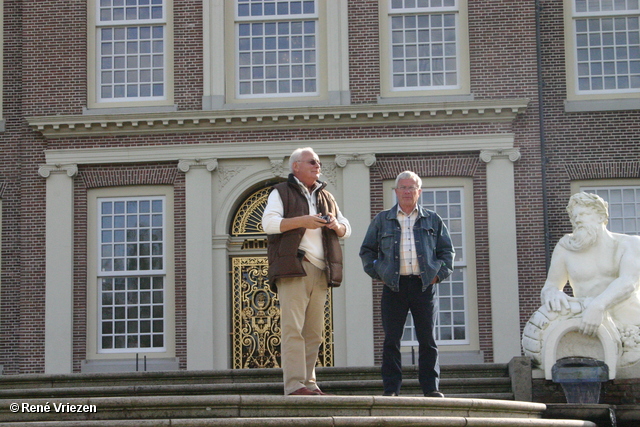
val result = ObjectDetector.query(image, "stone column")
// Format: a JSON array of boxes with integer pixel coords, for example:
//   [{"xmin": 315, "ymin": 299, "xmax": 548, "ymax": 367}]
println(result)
[
  {"xmin": 333, "ymin": 154, "xmax": 376, "ymax": 366},
  {"xmin": 178, "ymin": 159, "xmax": 218, "ymax": 370},
  {"xmin": 480, "ymin": 149, "xmax": 522, "ymax": 363},
  {"xmin": 39, "ymin": 163, "xmax": 77, "ymax": 374}
]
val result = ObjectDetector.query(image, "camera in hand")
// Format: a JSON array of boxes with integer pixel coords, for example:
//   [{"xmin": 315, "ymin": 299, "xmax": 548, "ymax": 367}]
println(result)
[{"xmin": 320, "ymin": 215, "xmax": 330, "ymax": 223}]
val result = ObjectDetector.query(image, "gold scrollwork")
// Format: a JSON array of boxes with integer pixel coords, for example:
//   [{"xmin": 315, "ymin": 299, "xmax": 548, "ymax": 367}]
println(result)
[
  {"xmin": 231, "ymin": 187, "xmax": 271, "ymax": 236},
  {"xmin": 231, "ymin": 256, "xmax": 333, "ymax": 369},
  {"xmin": 230, "ymin": 185, "xmax": 333, "ymax": 369}
]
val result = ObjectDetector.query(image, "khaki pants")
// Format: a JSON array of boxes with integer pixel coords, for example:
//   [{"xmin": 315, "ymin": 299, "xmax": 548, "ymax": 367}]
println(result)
[{"xmin": 277, "ymin": 260, "xmax": 328, "ymax": 395}]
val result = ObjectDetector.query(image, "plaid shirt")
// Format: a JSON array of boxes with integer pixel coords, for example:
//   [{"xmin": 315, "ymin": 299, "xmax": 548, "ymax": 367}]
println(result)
[{"xmin": 397, "ymin": 206, "xmax": 420, "ymax": 276}]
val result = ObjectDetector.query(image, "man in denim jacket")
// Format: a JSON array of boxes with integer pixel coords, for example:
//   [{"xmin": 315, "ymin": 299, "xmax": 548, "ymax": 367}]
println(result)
[{"xmin": 360, "ymin": 171, "xmax": 454, "ymax": 397}]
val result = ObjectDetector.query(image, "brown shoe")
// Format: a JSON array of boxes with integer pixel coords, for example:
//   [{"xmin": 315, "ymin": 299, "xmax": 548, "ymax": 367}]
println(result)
[
  {"xmin": 312, "ymin": 388, "xmax": 332, "ymax": 395},
  {"xmin": 289, "ymin": 387, "xmax": 318, "ymax": 396}
]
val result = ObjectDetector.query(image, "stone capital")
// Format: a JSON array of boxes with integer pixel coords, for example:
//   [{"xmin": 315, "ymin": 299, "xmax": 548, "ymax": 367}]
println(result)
[
  {"xmin": 38, "ymin": 164, "xmax": 78, "ymax": 178},
  {"xmin": 479, "ymin": 148, "xmax": 521, "ymax": 163},
  {"xmin": 334, "ymin": 153, "xmax": 376, "ymax": 168},
  {"xmin": 178, "ymin": 158, "xmax": 218, "ymax": 173}
]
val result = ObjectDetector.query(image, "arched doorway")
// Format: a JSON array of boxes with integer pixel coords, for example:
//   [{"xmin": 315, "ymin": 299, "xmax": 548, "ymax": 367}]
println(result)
[{"xmin": 229, "ymin": 185, "xmax": 334, "ymax": 369}]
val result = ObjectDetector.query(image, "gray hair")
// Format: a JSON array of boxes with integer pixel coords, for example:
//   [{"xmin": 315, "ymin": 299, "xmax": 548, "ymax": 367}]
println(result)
[
  {"xmin": 395, "ymin": 171, "xmax": 422, "ymax": 189},
  {"xmin": 567, "ymin": 192, "xmax": 609, "ymax": 225},
  {"xmin": 288, "ymin": 147, "xmax": 316, "ymax": 172}
]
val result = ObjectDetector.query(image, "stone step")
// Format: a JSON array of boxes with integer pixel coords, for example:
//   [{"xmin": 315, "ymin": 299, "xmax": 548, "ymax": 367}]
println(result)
[
  {"xmin": 0, "ymin": 365, "xmax": 516, "ymax": 402},
  {"xmin": 0, "ymin": 416, "xmax": 597, "ymax": 427},
  {"xmin": 0, "ymin": 377, "xmax": 513, "ymax": 399},
  {"xmin": 0, "ymin": 395, "xmax": 593, "ymax": 426},
  {"xmin": 0, "ymin": 364, "xmax": 512, "ymax": 390}
]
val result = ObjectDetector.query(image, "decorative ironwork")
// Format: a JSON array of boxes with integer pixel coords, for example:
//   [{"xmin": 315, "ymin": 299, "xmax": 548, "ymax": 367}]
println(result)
[
  {"xmin": 230, "ymin": 185, "xmax": 334, "ymax": 369},
  {"xmin": 231, "ymin": 256, "xmax": 333, "ymax": 369},
  {"xmin": 231, "ymin": 257, "xmax": 280, "ymax": 369},
  {"xmin": 231, "ymin": 187, "xmax": 271, "ymax": 236}
]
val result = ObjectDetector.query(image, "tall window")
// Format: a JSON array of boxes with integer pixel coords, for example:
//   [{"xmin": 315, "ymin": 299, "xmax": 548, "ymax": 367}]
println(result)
[
  {"xmin": 235, "ymin": 0, "xmax": 318, "ymax": 98},
  {"xmin": 572, "ymin": 0, "xmax": 640, "ymax": 94},
  {"xmin": 581, "ymin": 185, "xmax": 640, "ymax": 235},
  {"xmin": 386, "ymin": 0, "xmax": 464, "ymax": 91},
  {"xmin": 96, "ymin": 0, "xmax": 167, "ymax": 102},
  {"xmin": 98, "ymin": 196, "xmax": 166, "ymax": 352},
  {"xmin": 401, "ymin": 187, "xmax": 470, "ymax": 346}
]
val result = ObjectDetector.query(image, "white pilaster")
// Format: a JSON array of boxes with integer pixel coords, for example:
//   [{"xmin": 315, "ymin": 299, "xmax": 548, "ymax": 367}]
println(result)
[
  {"xmin": 480, "ymin": 149, "xmax": 522, "ymax": 363},
  {"xmin": 211, "ymin": 234, "xmax": 230, "ymax": 369},
  {"xmin": 39, "ymin": 164, "xmax": 77, "ymax": 374},
  {"xmin": 179, "ymin": 159, "xmax": 217, "ymax": 370},
  {"xmin": 333, "ymin": 154, "xmax": 376, "ymax": 366}
]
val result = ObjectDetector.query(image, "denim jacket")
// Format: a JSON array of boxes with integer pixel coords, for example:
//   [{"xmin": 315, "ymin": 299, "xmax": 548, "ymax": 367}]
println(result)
[{"xmin": 359, "ymin": 204, "xmax": 455, "ymax": 292}]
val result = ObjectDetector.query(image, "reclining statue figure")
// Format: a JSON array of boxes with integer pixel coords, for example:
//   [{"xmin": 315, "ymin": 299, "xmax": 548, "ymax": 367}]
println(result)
[{"xmin": 523, "ymin": 192, "xmax": 640, "ymax": 371}]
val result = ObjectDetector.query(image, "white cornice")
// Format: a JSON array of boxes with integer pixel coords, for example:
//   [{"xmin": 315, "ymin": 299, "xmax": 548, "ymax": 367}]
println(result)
[
  {"xmin": 43, "ymin": 134, "xmax": 516, "ymax": 166},
  {"xmin": 27, "ymin": 99, "xmax": 529, "ymax": 138}
]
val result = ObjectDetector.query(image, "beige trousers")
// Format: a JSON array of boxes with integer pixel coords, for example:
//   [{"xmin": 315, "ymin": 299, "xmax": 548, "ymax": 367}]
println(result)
[{"xmin": 277, "ymin": 260, "xmax": 329, "ymax": 395}]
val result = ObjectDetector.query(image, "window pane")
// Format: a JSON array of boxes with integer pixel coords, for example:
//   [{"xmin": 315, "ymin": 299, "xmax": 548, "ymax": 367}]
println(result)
[
  {"xmin": 389, "ymin": 1, "xmax": 459, "ymax": 90},
  {"xmin": 573, "ymin": 10, "xmax": 640, "ymax": 93},
  {"xmin": 582, "ymin": 186, "xmax": 640, "ymax": 235},
  {"xmin": 99, "ymin": 276, "xmax": 165, "ymax": 352},
  {"xmin": 236, "ymin": 1, "xmax": 318, "ymax": 97},
  {"xmin": 97, "ymin": 0, "xmax": 166, "ymax": 101},
  {"xmin": 99, "ymin": 196, "xmax": 165, "ymax": 274}
]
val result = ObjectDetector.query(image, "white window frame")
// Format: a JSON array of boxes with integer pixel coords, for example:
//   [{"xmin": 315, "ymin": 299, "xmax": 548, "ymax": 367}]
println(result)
[
  {"xmin": 211, "ymin": 0, "xmax": 349, "ymax": 108},
  {"xmin": 383, "ymin": 177, "xmax": 479, "ymax": 353},
  {"xmin": 87, "ymin": 0, "xmax": 174, "ymax": 109},
  {"xmin": 234, "ymin": 0, "xmax": 319, "ymax": 99},
  {"xmin": 379, "ymin": 0, "xmax": 470, "ymax": 99},
  {"xmin": 574, "ymin": 179, "xmax": 640, "ymax": 235},
  {"xmin": 86, "ymin": 186, "xmax": 176, "ymax": 361},
  {"xmin": 564, "ymin": 0, "xmax": 640, "ymax": 109}
]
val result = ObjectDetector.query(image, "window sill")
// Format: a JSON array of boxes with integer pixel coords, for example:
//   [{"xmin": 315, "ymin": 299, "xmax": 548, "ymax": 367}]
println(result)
[
  {"xmin": 83, "ymin": 105, "xmax": 178, "ymax": 116},
  {"xmin": 81, "ymin": 357, "xmax": 180, "ymax": 373},
  {"xmin": 564, "ymin": 98, "xmax": 640, "ymax": 113}
]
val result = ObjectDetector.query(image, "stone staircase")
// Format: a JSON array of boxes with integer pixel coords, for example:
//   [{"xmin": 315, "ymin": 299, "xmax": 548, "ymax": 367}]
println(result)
[{"xmin": 0, "ymin": 364, "xmax": 596, "ymax": 426}]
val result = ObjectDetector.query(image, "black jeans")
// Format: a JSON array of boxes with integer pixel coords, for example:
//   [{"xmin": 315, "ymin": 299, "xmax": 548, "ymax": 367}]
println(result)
[{"xmin": 381, "ymin": 275, "xmax": 439, "ymax": 395}]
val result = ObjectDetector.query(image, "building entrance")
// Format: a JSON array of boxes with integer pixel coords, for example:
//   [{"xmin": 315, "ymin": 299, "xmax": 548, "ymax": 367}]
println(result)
[{"xmin": 229, "ymin": 186, "xmax": 334, "ymax": 369}]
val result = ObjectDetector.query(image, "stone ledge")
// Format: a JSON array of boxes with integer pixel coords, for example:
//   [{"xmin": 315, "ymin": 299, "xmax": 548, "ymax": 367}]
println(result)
[
  {"xmin": 26, "ymin": 99, "xmax": 530, "ymax": 138},
  {"xmin": 0, "ymin": 416, "xmax": 597, "ymax": 427}
]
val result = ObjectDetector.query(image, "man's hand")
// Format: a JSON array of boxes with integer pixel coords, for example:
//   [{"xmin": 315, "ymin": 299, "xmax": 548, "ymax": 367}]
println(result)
[
  {"xmin": 305, "ymin": 214, "xmax": 332, "ymax": 229},
  {"xmin": 541, "ymin": 287, "xmax": 571, "ymax": 312},
  {"xmin": 579, "ymin": 302, "xmax": 605, "ymax": 336},
  {"xmin": 323, "ymin": 214, "xmax": 346, "ymax": 237},
  {"xmin": 279, "ymin": 214, "xmax": 330, "ymax": 232}
]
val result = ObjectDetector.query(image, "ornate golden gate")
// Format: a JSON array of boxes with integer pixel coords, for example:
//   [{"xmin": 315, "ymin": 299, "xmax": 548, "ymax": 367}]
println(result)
[{"xmin": 230, "ymin": 186, "xmax": 334, "ymax": 369}]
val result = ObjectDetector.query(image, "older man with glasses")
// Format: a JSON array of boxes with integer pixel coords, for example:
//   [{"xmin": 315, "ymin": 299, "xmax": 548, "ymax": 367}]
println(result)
[
  {"xmin": 262, "ymin": 147, "xmax": 351, "ymax": 396},
  {"xmin": 360, "ymin": 170, "xmax": 454, "ymax": 398}
]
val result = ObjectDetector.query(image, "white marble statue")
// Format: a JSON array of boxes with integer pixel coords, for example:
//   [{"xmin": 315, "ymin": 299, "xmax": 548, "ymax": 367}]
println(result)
[{"xmin": 523, "ymin": 192, "xmax": 640, "ymax": 376}]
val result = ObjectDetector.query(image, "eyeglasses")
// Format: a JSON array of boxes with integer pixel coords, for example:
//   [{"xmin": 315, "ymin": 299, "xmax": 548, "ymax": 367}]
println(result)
[
  {"xmin": 396, "ymin": 186, "xmax": 420, "ymax": 192},
  {"xmin": 297, "ymin": 159, "xmax": 322, "ymax": 167}
]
